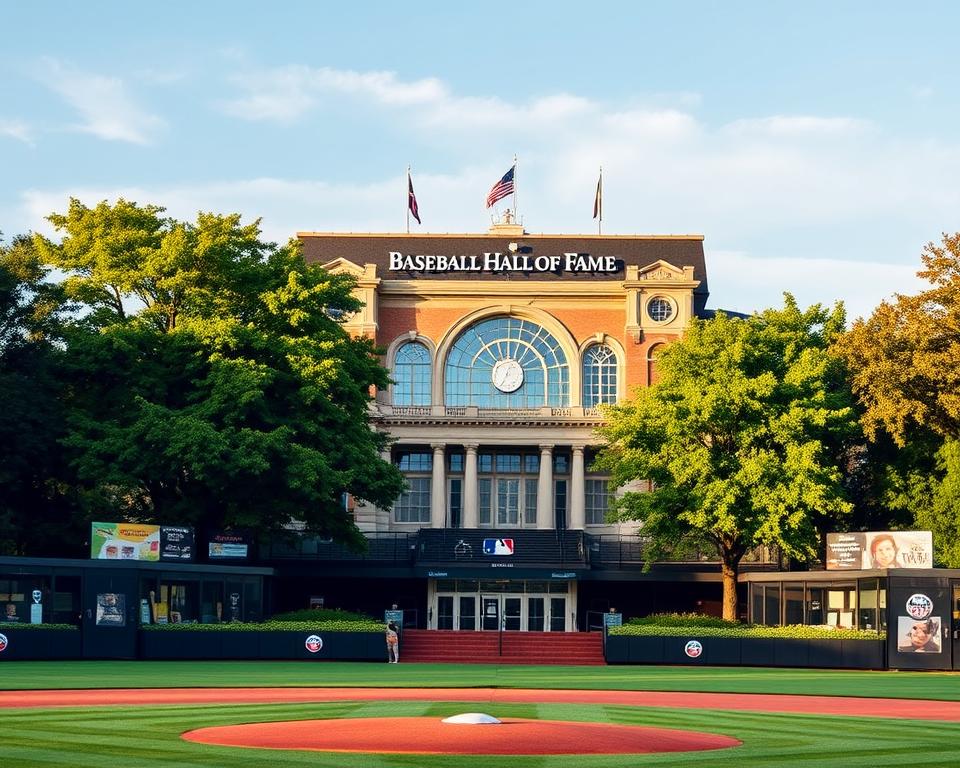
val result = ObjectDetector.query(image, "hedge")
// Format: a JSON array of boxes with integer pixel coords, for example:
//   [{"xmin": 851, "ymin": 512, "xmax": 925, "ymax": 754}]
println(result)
[
  {"xmin": 0, "ymin": 623, "xmax": 78, "ymax": 631},
  {"xmin": 610, "ymin": 623, "xmax": 885, "ymax": 640},
  {"xmin": 141, "ymin": 619, "xmax": 382, "ymax": 632}
]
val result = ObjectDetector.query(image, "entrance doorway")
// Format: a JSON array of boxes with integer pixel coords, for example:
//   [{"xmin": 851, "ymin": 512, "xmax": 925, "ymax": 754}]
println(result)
[{"xmin": 431, "ymin": 579, "xmax": 572, "ymax": 631}]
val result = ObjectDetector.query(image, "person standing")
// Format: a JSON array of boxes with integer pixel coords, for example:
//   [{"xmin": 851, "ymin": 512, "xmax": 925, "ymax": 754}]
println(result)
[{"xmin": 385, "ymin": 621, "xmax": 400, "ymax": 663}]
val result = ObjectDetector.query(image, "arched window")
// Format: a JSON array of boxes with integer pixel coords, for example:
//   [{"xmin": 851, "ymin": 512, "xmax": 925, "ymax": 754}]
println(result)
[
  {"xmin": 582, "ymin": 344, "xmax": 617, "ymax": 406},
  {"xmin": 647, "ymin": 343, "xmax": 665, "ymax": 386},
  {"xmin": 444, "ymin": 317, "xmax": 569, "ymax": 408},
  {"xmin": 393, "ymin": 342, "xmax": 432, "ymax": 406}
]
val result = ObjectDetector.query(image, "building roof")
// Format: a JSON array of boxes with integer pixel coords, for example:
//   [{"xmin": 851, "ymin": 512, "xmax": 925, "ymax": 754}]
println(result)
[{"xmin": 298, "ymin": 232, "xmax": 709, "ymax": 310}]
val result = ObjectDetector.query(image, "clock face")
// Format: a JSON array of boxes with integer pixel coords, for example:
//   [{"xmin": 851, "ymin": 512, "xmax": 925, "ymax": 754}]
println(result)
[{"xmin": 491, "ymin": 358, "xmax": 524, "ymax": 393}]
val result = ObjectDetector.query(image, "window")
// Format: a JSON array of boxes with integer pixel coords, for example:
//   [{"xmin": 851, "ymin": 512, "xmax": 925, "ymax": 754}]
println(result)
[
  {"xmin": 582, "ymin": 345, "xmax": 618, "ymax": 406},
  {"xmin": 393, "ymin": 342, "xmax": 432, "ymax": 406},
  {"xmin": 585, "ymin": 478, "xmax": 610, "ymax": 525},
  {"xmin": 524, "ymin": 479, "xmax": 538, "ymax": 526},
  {"xmin": 647, "ymin": 296, "xmax": 674, "ymax": 322},
  {"xmin": 396, "ymin": 451, "xmax": 432, "ymax": 472},
  {"xmin": 394, "ymin": 477, "xmax": 431, "ymax": 523},
  {"xmin": 646, "ymin": 343, "xmax": 665, "ymax": 386},
  {"xmin": 444, "ymin": 317, "xmax": 569, "ymax": 407}
]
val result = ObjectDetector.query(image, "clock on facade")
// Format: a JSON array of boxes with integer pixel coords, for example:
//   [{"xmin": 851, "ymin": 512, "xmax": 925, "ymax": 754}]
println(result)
[{"xmin": 491, "ymin": 358, "xmax": 524, "ymax": 393}]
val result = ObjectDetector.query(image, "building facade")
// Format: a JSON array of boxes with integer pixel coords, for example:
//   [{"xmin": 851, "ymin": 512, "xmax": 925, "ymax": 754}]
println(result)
[{"xmin": 289, "ymin": 222, "xmax": 738, "ymax": 630}]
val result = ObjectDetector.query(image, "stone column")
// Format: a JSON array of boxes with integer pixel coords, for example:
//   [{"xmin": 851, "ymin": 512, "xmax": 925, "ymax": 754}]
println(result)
[
  {"xmin": 463, "ymin": 443, "xmax": 479, "ymax": 530},
  {"xmin": 431, "ymin": 443, "xmax": 446, "ymax": 529},
  {"xmin": 570, "ymin": 444, "xmax": 586, "ymax": 530},
  {"xmin": 536, "ymin": 444, "xmax": 554, "ymax": 529}
]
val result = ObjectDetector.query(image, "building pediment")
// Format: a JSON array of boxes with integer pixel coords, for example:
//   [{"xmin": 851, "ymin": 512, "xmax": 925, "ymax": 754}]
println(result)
[
  {"xmin": 320, "ymin": 257, "xmax": 367, "ymax": 277},
  {"xmin": 636, "ymin": 259, "xmax": 693, "ymax": 282}
]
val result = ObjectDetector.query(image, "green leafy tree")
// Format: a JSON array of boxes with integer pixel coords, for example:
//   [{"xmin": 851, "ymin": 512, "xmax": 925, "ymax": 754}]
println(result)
[
  {"xmin": 35, "ymin": 199, "xmax": 404, "ymax": 547},
  {"xmin": 595, "ymin": 296, "xmax": 858, "ymax": 619},
  {"xmin": 836, "ymin": 233, "xmax": 960, "ymax": 563},
  {"xmin": 0, "ymin": 234, "xmax": 84, "ymax": 555}
]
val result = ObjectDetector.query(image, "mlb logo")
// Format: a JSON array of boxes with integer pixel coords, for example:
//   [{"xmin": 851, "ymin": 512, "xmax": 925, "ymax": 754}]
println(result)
[{"xmin": 483, "ymin": 538, "xmax": 514, "ymax": 556}]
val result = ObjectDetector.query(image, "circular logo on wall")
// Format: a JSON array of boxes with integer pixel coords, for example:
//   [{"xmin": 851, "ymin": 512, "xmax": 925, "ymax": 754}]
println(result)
[
  {"xmin": 684, "ymin": 640, "xmax": 703, "ymax": 658},
  {"xmin": 0, "ymin": 633, "xmax": 7, "ymax": 653},
  {"xmin": 905, "ymin": 594, "xmax": 934, "ymax": 620},
  {"xmin": 304, "ymin": 634, "xmax": 323, "ymax": 654}
]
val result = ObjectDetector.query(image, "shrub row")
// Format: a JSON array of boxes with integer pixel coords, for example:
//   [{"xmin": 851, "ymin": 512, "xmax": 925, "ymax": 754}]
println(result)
[
  {"xmin": 142, "ymin": 619, "xmax": 382, "ymax": 632},
  {"xmin": 269, "ymin": 607, "xmax": 375, "ymax": 622},
  {"xmin": 627, "ymin": 613, "xmax": 740, "ymax": 628},
  {"xmin": 610, "ymin": 623, "xmax": 885, "ymax": 640},
  {"xmin": 0, "ymin": 623, "xmax": 78, "ymax": 631}
]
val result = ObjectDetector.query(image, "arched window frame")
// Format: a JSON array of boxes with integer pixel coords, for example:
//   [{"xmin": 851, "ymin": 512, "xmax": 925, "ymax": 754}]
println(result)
[
  {"xmin": 386, "ymin": 334, "xmax": 436, "ymax": 406},
  {"xmin": 442, "ymin": 316, "xmax": 571, "ymax": 408},
  {"xmin": 581, "ymin": 343, "xmax": 619, "ymax": 407}
]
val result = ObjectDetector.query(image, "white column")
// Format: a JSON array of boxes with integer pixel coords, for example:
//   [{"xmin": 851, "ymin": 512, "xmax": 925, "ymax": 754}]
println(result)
[
  {"xmin": 570, "ymin": 444, "xmax": 586, "ymax": 530},
  {"xmin": 463, "ymin": 443, "xmax": 479, "ymax": 529},
  {"xmin": 431, "ymin": 443, "xmax": 446, "ymax": 529},
  {"xmin": 536, "ymin": 444, "xmax": 554, "ymax": 529}
]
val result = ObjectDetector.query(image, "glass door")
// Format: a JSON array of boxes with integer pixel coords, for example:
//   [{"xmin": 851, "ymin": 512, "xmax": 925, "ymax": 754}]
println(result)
[
  {"xmin": 437, "ymin": 596, "xmax": 454, "ymax": 630},
  {"xmin": 527, "ymin": 597, "xmax": 545, "ymax": 631},
  {"xmin": 458, "ymin": 596, "xmax": 476, "ymax": 630},
  {"xmin": 504, "ymin": 596, "xmax": 522, "ymax": 630},
  {"xmin": 481, "ymin": 595, "xmax": 500, "ymax": 631},
  {"xmin": 550, "ymin": 597, "xmax": 567, "ymax": 632}
]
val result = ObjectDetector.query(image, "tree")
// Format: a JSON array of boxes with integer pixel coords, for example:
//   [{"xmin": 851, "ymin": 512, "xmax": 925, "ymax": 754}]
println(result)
[
  {"xmin": 836, "ymin": 233, "xmax": 960, "ymax": 563},
  {"xmin": 595, "ymin": 296, "xmax": 858, "ymax": 620},
  {"xmin": 35, "ymin": 199, "xmax": 404, "ymax": 548},
  {"xmin": 836, "ymin": 232, "xmax": 960, "ymax": 444},
  {"xmin": 0, "ymin": 234, "xmax": 84, "ymax": 555}
]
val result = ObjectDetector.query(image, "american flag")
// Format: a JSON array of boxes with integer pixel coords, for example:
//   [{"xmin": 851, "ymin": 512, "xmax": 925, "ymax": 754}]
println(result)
[
  {"xmin": 408, "ymin": 172, "xmax": 421, "ymax": 224},
  {"xmin": 485, "ymin": 165, "xmax": 515, "ymax": 208}
]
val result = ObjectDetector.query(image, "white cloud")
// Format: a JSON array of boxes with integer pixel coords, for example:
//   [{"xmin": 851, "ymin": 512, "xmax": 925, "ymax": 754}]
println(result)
[
  {"xmin": 222, "ymin": 65, "xmax": 447, "ymax": 122},
  {"xmin": 0, "ymin": 119, "xmax": 32, "ymax": 144},
  {"xmin": 707, "ymin": 250, "xmax": 927, "ymax": 323},
  {"xmin": 723, "ymin": 115, "xmax": 871, "ymax": 138},
  {"xmin": 34, "ymin": 58, "xmax": 165, "ymax": 145}
]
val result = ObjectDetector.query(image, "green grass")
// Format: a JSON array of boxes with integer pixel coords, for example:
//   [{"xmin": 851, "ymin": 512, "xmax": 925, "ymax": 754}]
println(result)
[
  {"xmin": 3, "ymin": 699, "xmax": 960, "ymax": 768},
  {"xmin": 2, "ymin": 660, "xmax": 960, "ymax": 700}
]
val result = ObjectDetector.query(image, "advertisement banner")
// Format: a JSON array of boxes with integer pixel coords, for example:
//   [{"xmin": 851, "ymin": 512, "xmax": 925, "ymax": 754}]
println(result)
[
  {"xmin": 90, "ymin": 522, "xmax": 160, "ymax": 561},
  {"xmin": 159, "ymin": 526, "xmax": 194, "ymax": 561},
  {"xmin": 208, "ymin": 532, "xmax": 249, "ymax": 560},
  {"xmin": 825, "ymin": 531, "xmax": 933, "ymax": 570}
]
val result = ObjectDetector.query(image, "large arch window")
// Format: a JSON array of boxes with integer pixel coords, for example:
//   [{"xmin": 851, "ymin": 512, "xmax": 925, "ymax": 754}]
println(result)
[
  {"xmin": 444, "ymin": 317, "xmax": 569, "ymax": 408},
  {"xmin": 393, "ymin": 342, "xmax": 432, "ymax": 406},
  {"xmin": 582, "ymin": 344, "xmax": 618, "ymax": 406}
]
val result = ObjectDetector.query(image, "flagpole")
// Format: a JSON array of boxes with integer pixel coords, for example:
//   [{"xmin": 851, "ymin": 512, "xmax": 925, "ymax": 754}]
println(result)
[
  {"xmin": 598, "ymin": 165, "xmax": 603, "ymax": 236},
  {"xmin": 406, "ymin": 165, "xmax": 410, "ymax": 234},
  {"xmin": 513, "ymin": 154, "xmax": 518, "ymax": 223}
]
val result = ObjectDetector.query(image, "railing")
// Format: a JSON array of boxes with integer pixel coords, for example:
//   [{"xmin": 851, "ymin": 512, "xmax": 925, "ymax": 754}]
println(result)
[
  {"xmin": 264, "ymin": 532, "xmax": 418, "ymax": 562},
  {"xmin": 585, "ymin": 534, "xmax": 779, "ymax": 568},
  {"xmin": 417, "ymin": 529, "xmax": 588, "ymax": 566},
  {"xmin": 377, "ymin": 405, "xmax": 606, "ymax": 420}
]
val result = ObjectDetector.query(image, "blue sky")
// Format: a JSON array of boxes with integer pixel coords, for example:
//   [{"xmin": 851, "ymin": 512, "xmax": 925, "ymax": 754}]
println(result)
[{"xmin": 3, "ymin": 2, "xmax": 958, "ymax": 319}]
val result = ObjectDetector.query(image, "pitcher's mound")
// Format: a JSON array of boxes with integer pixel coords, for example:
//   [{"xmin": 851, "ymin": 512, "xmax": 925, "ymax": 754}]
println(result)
[{"xmin": 183, "ymin": 716, "xmax": 740, "ymax": 755}]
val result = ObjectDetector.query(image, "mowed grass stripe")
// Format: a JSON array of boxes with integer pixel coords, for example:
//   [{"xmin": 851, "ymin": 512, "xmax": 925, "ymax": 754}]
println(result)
[
  {"xmin": 3, "ymin": 660, "xmax": 960, "ymax": 701},
  {"xmin": 3, "ymin": 701, "xmax": 960, "ymax": 768}
]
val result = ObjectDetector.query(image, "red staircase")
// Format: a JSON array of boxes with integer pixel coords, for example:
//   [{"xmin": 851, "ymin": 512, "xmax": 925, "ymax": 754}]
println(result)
[{"xmin": 399, "ymin": 629, "xmax": 606, "ymax": 665}]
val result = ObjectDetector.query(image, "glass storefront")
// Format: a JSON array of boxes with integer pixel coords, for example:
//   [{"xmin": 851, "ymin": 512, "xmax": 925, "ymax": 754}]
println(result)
[
  {"xmin": 748, "ymin": 577, "xmax": 886, "ymax": 631},
  {"xmin": 429, "ymin": 578, "xmax": 573, "ymax": 631}
]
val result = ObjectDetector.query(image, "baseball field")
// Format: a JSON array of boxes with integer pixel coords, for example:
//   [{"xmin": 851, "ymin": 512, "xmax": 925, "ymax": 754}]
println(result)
[{"xmin": 2, "ymin": 661, "xmax": 959, "ymax": 767}]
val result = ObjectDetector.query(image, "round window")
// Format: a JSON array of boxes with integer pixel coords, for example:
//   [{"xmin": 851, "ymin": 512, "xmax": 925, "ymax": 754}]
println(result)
[{"xmin": 647, "ymin": 297, "xmax": 674, "ymax": 323}]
